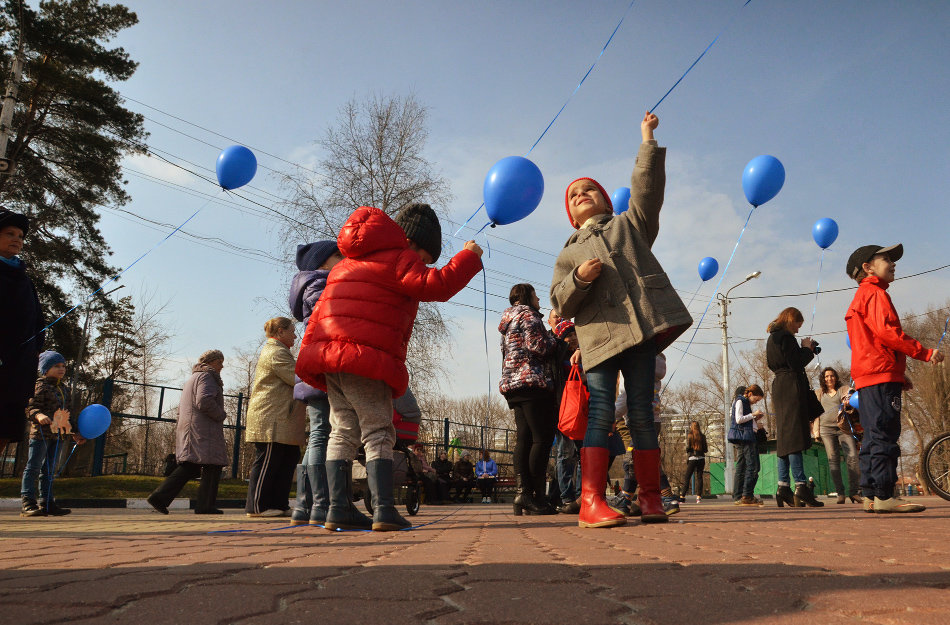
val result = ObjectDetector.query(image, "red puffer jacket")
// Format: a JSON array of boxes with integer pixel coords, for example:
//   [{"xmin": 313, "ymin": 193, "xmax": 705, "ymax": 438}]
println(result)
[
  {"xmin": 296, "ymin": 207, "xmax": 482, "ymax": 396},
  {"xmin": 845, "ymin": 275, "xmax": 933, "ymax": 389}
]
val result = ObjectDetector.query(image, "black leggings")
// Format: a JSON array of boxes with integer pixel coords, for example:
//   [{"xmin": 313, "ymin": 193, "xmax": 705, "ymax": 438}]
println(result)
[
  {"xmin": 682, "ymin": 458, "xmax": 705, "ymax": 496},
  {"xmin": 508, "ymin": 388, "xmax": 556, "ymax": 499}
]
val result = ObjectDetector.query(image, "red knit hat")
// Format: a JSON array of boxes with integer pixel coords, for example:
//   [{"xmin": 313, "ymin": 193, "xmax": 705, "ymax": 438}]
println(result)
[{"xmin": 564, "ymin": 177, "xmax": 612, "ymax": 229}]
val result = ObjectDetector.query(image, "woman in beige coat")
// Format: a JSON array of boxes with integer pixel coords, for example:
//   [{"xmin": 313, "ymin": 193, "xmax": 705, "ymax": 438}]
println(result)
[{"xmin": 244, "ymin": 317, "xmax": 302, "ymax": 517}]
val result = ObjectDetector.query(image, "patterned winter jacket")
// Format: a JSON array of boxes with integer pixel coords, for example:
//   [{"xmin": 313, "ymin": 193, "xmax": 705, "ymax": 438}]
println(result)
[
  {"xmin": 27, "ymin": 375, "xmax": 74, "ymax": 441},
  {"xmin": 498, "ymin": 304, "xmax": 557, "ymax": 395}
]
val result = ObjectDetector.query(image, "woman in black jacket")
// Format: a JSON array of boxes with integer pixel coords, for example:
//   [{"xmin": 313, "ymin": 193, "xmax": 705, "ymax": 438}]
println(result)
[
  {"xmin": 766, "ymin": 307, "xmax": 823, "ymax": 507},
  {"xmin": 0, "ymin": 209, "xmax": 44, "ymax": 450},
  {"xmin": 681, "ymin": 421, "xmax": 707, "ymax": 503}
]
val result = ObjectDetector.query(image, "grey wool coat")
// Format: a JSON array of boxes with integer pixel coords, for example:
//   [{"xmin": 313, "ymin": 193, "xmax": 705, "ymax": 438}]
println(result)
[
  {"xmin": 550, "ymin": 141, "xmax": 692, "ymax": 371},
  {"xmin": 176, "ymin": 364, "xmax": 229, "ymax": 467}
]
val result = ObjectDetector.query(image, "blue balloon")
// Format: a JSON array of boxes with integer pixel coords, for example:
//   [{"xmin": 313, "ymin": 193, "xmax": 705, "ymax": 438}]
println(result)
[
  {"xmin": 742, "ymin": 155, "xmax": 786, "ymax": 207},
  {"xmin": 812, "ymin": 217, "xmax": 839, "ymax": 249},
  {"xmin": 78, "ymin": 404, "xmax": 112, "ymax": 439},
  {"xmin": 483, "ymin": 156, "xmax": 544, "ymax": 226},
  {"xmin": 611, "ymin": 187, "xmax": 631, "ymax": 215},
  {"xmin": 698, "ymin": 257, "xmax": 719, "ymax": 282},
  {"xmin": 216, "ymin": 145, "xmax": 257, "ymax": 190},
  {"xmin": 848, "ymin": 391, "xmax": 859, "ymax": 411}
]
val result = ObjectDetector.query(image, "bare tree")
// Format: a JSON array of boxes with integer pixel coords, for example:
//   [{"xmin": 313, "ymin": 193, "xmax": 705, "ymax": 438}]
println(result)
[
  {"xmin": 277, "ymin": 93, "xmax": 455, "ymax": 401},
  {"xmin": 225, "ymin": 340, "xmax": 263, "ymax": 479}
]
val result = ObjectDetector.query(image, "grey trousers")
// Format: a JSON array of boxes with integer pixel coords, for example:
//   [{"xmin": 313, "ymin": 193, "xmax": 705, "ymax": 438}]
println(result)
[
  {"xmin": 821, "ymin": 429, "xmax": 860, "ymax": 496},
  {"xmin": 325, "ymin": 372, "xmax": 395, "ymax": 462}
]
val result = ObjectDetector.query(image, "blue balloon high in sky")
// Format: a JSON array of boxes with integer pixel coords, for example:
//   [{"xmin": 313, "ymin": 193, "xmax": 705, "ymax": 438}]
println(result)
[
  {"xmin": 216, "ymin": 145, "xmax": 258, "ymax": 190},
  {"xmin": 812, "ymin": 217, "xmax": 839, "ymax": 249},
  {"xmin": 77, "ymin": 404, "xmax": 112, "ymax": 439},
  {"xmin": 742, "ymin": 155, "xmax": 786, "ymax": 207},
  {"xmin": 698, "ymin": 257, "xmax": 719, "ymax": 282},
  {"xmin": 611, "ymin": 187, "xmax": 631, "ymax": 215},
  {"xmin": 483, "ymin": 156, "xmax": 544, "ymax": 226}
]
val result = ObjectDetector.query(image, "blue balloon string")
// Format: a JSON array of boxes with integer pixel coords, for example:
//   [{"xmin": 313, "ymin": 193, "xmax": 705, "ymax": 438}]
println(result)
[
  {"xmin": 685, "ymin": 278, "xmax": 704, "ymax": 309},
  {"xmin": 55, "ymin": 443, "xmax": 78, "ymax": 478},
  {"xmin": 663, "ymin": 205, "xmax": 756, "ymax": 394},
  {"xmin": 454, "ymin": 0, "xmax": 639, "ymax": 237},
  {"xmin": 23, "ymin": 194, "xmax": 217, "ymax": 344},
  {"xmin": 650, "ymin": 0, "xmax": 754, "ymax": 113},
  {"xmin": 937, "ymin": 314, "xmax": 950, "ymax": 349},
  {"xmin": 810, "ymin": 248, "xmax": 825, "ymax": 335}
]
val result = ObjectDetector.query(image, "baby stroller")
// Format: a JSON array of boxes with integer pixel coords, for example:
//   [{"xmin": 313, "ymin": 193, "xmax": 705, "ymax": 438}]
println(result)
[{"xmin": 353, "ymin": 441, "xmax": 422, "ymax": 516}]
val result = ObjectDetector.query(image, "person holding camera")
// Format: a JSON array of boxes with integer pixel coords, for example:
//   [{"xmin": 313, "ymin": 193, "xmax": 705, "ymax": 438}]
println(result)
[{"xmin": 766, "ymin": 307, "xmax": 823, "ymax": 508}]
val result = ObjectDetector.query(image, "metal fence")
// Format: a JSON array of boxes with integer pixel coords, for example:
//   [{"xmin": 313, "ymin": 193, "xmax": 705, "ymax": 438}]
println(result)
[{"xmin": 1, "ymin": 378, "xmax": 526, "ymax": 480}]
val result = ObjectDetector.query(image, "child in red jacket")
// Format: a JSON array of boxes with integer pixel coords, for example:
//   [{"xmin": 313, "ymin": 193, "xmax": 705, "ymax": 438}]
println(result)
[
  {"xmin": 844, "ymin": 243, "xmax": 943, "ymax": 513},
  {"xmin": 297, "ymin": 204, "xmax": 482, "ymax": 531}
]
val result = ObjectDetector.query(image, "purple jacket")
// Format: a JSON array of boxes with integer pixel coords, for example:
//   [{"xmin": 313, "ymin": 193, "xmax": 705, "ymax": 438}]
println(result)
[{"xmin": 289, "ymin": 268, "xmax": 331, "ymax": 402}]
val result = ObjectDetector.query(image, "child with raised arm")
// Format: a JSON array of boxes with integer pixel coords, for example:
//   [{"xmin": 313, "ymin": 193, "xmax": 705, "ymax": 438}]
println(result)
[
  {"xmin": 844, "ymin": 243, "xmax": 944, "ymax": 513},
  {"xmin": 550, "ymin": 112, "xmax": 692, "ymax": 528},
  {"xmin": 296, "ymin": 203, "xmax": 482, "ymax": 531}
]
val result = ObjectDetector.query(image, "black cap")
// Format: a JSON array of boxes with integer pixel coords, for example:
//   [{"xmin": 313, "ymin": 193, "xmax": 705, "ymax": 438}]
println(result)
[
  {"xmin": 395, "ymin": 203, "xmax": 442, "ymax": 263},
  {"xmin": 295, "ymin": 240, "xmax": 339, "ymax": 270},
  {"xmin": 846, "ymin": 244, "xmax": 903, "ymax": 280},
  {"xmin": 0, "ymin": 207, "xmax": 29, "ymax": 236}
]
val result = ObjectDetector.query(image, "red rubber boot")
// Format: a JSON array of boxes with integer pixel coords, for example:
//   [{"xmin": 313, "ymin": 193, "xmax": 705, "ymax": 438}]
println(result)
[
  {"xmin": 634, "ymin": 448, "xmax": 668, "ymax": 524},
  {"xmin": 578, "ymin": 447, "xmax": 626, "ymax": 528}
]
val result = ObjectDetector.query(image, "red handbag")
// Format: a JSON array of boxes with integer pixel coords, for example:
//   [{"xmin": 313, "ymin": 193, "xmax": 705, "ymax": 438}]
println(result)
[{"xmin": 558, "ymin": 365, "xmax": 589, "ymax": 440}]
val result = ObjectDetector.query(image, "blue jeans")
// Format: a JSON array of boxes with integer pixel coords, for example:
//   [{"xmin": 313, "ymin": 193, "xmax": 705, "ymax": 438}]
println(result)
[
  {"xmin": 776, "ymin": 452, "xmax": 806, "ymax": 486},
  {"xmin": 21, "ymin": 437, "xmax": 58, "ymax": 502},
  {"xmin": 302, "ymin": 398, "xmax": 331, "ymax": 466},
  {"xmin": 584, "ymin": 340, "xmax": 658, "ymax": 450},
  {"xmin": 734, "ymin": 442, "xmax": 759, "ymax": 497},
  {"xmin": 554, "ymin": 431, "xmax": 580, "ymax": 501}
]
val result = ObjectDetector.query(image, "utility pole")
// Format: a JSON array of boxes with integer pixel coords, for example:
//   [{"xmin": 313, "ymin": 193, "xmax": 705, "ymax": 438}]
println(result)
[
  {"xmin": 0, "ymin": 31, "xmax": 25, "ymax": 174},
  {"xmin": 718, "ymin": 271, "xmax": 761, "ymax": 495}
]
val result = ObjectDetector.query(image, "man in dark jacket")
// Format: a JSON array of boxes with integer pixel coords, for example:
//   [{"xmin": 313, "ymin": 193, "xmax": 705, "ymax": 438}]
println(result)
[{"xmin": 0, "ymin": 208, "xmax": 44, "ymax": 449}]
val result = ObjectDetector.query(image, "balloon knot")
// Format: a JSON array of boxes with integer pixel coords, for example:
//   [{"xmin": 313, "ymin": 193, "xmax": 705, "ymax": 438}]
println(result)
[{"xmin": 490, "ymin": 223, "xmax": 496, "ymax": 228}]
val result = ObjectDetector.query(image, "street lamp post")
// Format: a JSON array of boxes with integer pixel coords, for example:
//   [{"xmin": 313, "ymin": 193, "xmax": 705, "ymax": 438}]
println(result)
[{"xmin": 718, "ymin": 271, "xmax": 761, "ymax": 495}]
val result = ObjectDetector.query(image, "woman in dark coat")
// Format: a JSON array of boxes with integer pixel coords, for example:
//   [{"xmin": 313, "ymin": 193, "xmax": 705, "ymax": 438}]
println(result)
[
  {"xmin": 766, "ymin": 307, "xmax": 823, "ymax": 507},
  {"xmin": 147, "ymin": 350, "xmax": 228, "ymax": 515},
  {"xmin": 0, "ymin": 208, "xmax": 44, "ymax": 449}
]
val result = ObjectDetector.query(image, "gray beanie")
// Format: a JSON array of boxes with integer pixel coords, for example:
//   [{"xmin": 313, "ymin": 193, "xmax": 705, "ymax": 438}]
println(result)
[{"xmin": 395, "ymin": 203, "xmax": 442, "ymax": 263}]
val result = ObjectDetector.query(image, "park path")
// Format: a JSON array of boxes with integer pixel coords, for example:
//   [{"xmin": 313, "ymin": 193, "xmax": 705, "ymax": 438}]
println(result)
[{"xmin": 2, "ymin": 498, "xmax": 948, "ymax": 624}]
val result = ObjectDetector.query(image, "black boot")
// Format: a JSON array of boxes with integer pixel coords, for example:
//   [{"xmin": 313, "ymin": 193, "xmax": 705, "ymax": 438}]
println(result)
[
  {"xmin": 775, "ymin": 485, "xmax": 796, "ymax": 508},
  {"xmin": 20, "ymin": 497, "xmax": 47, "ymax": 517},
  {"xmin": 793, "ymin": 483, "xmax": 824, "ymax": 507},
  {"xmin": 290, "ymin": 464, "xmax": 312, "ymax": 525},
  {"xmin": 324, "ymin": 460, "xmax": 372, "ymax": 531},
  {"xmin": 308, "ymin": 463, "xmax": 330, "ymax": 525},
  {"xmin": 367, "ymin": 458, "xmax": 411, "ymax": 531},
  {"xmin": 513, "ymin": 474, "xmax": 543, "ymax": 516},
  {"xmin": 195, "ymin": 465, "xmax": 223, "ymax": 514}
]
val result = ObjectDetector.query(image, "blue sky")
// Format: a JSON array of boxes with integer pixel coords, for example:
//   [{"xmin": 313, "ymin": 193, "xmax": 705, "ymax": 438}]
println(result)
[{"xmin": 89, "ymin": 0, "xmax": 950, "ymax": 394}]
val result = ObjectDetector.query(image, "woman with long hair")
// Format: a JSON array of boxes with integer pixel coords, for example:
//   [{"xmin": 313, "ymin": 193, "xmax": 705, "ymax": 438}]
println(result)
[
  {"xmin": 816, "ymin": 367, "xmax": 862, "ymax": 504},
  {"xmin": 681, "ymin": 420, "xmax": 707, "ymax": 503},
  {"xmin": 766, "ymin": 307, "xmax": 823, "ymax": 507},
  {"xmin": 498, "ymin": 283, "xmax": 558, "ymax": 514}
]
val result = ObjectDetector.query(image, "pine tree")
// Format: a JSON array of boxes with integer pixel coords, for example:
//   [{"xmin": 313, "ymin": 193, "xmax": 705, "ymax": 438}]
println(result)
[{"xmin": 0, "ymin": 0, "xmax": 146, "ymax": 360}]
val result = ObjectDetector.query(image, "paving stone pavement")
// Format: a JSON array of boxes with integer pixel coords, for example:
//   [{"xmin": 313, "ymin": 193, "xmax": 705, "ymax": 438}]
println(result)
[{"xmin": 1, "ymin": 497, "xmax": 949, "ymax": 624}]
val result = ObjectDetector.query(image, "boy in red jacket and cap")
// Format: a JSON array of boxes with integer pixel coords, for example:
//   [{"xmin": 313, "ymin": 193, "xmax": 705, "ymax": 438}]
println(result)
[
  {"xmin": 844, "ymin": 244, "xmax": 943, "ymax": 513},
  {"xmin": 297, "ymin": 204, "xmax": 482, "ymax": 531}
]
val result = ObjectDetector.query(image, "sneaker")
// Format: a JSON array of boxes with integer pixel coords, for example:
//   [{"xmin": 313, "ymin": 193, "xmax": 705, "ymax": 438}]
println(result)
[
  {"xmin": 662, "ymin": 497, "xmax": 680, "ymax": 516},
  {"xmin": 695, "ymin": 496, "xmax": 702, "ymax": 504},
  {"xmin": 738, "ymin": 496, "xmax": 764, "ymax": 506},
  {"xmin": 873, "ymin": 497, "xmax": 926, "ymax": 514},
  {"xmin": 42, "ymin": 502, "xmax": 72, "ymax": 516},
  {"xmin": 260, "ymin": 509, "xmax": 285, "ymax": 518},
  {"xmin": 20, "ymin": 498, "xmax": 47, "ymax": 518},
  {"xmin": 863, "ymin": 497, "xmax": 875, "ymax": 514},
  {"xmin": 733, "ymin": 498, "xmax": 743, "ymax": 506}
]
